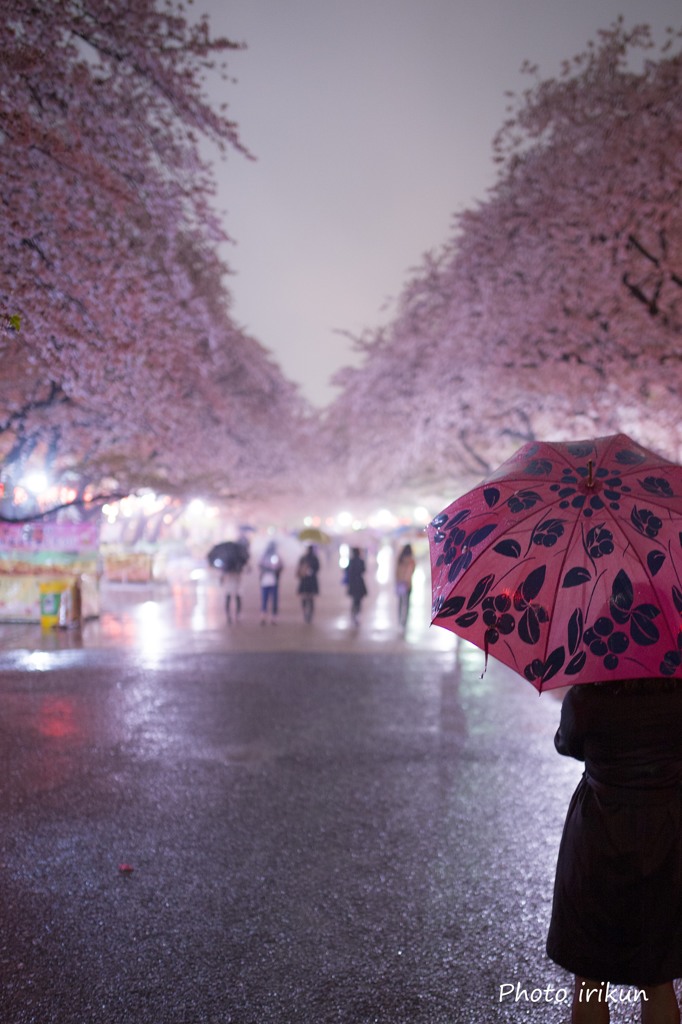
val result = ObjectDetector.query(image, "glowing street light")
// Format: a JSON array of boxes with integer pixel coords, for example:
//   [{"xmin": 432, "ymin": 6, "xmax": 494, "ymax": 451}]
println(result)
[{"xmin": 20, "ymin": 471, "xmax": 49, "ymax": 495}]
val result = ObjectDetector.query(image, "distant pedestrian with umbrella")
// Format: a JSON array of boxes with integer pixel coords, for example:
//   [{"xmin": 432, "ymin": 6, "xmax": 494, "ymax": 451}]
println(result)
[
  {"xmin": 427, "ymin": 433, "xmax": 682, "ymax": 1024},
  {"xmin": 259, "ymin": 540, "xmax": 283, "ymax": 624},
  {"xmin": 296, "ymin": 545, "xmax": 320, "ymax": 623},
  {"xmin": 346, "ymin": 547, "xmax": 367, "ymax": 626},
  {"xmin": 207, "ymin": 538, "xmax": 250, "ymax": 623}
]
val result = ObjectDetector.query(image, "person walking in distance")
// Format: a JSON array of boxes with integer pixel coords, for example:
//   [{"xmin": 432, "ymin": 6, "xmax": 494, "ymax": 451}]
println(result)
[
  {"xmin": 223, "ymin": 538, "xmax": 249, "ymax": 623},
  {"xmin": 395, "ymin": 543, "xmax": 416, "ymax": 629},
  {"xmin": 259, "ymin": 541, "xmax": 283, "ymax": 624},
  {"xmin": 296, "ymin": 545, "xmax": 320, "ymax": 623},
  {"xmin": 346, "ymin": 547, "xmax": 367, "ymax": 626}
]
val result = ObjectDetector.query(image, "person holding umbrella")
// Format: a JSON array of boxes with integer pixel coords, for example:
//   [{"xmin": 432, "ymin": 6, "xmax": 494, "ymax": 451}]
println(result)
[
  {"xmin": 547, "ymin": 676, "xmax": 682, "ymax": 1023},
  {"xmin": 427, "ymin": 434, "xmax": 682, "ymax": 1024},
  {"xmin": 207, "ymin": 538, "xmax": 249, "ymax": 623}
]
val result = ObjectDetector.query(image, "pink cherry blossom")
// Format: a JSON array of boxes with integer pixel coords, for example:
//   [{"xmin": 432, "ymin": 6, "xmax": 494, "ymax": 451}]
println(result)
[
  {"xmin": 328, "ymin": 23, "xmax": 682, "ymax": 503},
  {"xmin": 1, "ymin": 0, "xmax": 306, "ymax": 517}
]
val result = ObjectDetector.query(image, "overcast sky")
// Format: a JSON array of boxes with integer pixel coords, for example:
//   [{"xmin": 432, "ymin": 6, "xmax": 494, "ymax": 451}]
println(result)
[{"xmin": 197, "ymin": 0, "xmax": 681, "ymax": 407}]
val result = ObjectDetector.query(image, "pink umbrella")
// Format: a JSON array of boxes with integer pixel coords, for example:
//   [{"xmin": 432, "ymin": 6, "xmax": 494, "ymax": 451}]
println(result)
[{"xmin": 428, "ymin": 434, "xmax": 682, "ymax": 691}]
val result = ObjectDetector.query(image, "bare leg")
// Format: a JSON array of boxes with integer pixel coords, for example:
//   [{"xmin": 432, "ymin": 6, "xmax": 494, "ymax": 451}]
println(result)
[
  {"xmin": 640, "ymin": 982, "xmax": 680, "ymax": 1024},
  {"xmin": 571, "ymin": 978, "xmax": 610, "ymax": 1024}
]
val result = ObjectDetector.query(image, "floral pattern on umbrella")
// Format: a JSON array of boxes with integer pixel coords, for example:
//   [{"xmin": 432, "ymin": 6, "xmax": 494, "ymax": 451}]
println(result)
[{"xmin": 428, "ymin": 434, "xmax": 682, "ymax": 691}]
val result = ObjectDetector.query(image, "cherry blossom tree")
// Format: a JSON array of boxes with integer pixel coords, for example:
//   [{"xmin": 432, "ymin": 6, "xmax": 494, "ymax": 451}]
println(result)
[
  {"xmin": 0, "ymin": 0, "xmax": 306, "ymax": 519},
  {"xmin": 326, "ymin": 22, "xmax": 682, "ymax": 503}
]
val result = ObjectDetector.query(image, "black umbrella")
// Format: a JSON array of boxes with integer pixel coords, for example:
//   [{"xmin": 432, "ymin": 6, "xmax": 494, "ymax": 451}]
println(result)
[{"xmin": 207, "ymin": 541, "xmax": 249, "ymax": 572}]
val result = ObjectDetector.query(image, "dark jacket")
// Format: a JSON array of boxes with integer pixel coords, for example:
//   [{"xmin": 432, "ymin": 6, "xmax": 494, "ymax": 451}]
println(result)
[
  {"xmin": 297, "ymin": 552, "xmax": 320, "ymax": 595},
  {"xmin": 346, "ymin": 555, "xmax": 367, "ymax": 599},
  {"xmin": 547, "ymin": 680, "xmax": 682, "ymax": 986}
]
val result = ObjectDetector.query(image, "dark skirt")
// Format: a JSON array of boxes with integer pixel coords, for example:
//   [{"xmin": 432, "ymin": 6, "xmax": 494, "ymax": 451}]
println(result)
[
  {"xmin": 297, "ymin": 575, "xmax": 318, "ymax": 595},
  {"xmin": 547, "ymin": 774, "xmax": 682, "ymax": 985}
]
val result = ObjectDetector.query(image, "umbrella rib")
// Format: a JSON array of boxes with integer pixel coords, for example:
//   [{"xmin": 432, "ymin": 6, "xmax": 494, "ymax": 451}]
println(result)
[
  {"xmin": 541, "ymin": 503, "xmax": 587, "ymax": 664},
  {"xmin": 541, "ymin": 499, "xmax": 680, "ymax": 659},
  {"xmin": 450, "ymin": 484, "xmax": 583, "ymax": 667},
  {"xmin": 529, "ymin": 438, "xmax": 682, "ymax": 659},
  {"xmin": 617, "ymin": 489, "xmax": 682, "ymax": 521},
  {"xmin": 432, "ymin": 435, "xmax": 682, "ymax": 685},
  {"xmin": 590, "ymin": 435, "xmax": 682, "ymax": 521},
  {"xmin": 601, "ymin": 506, "xmax": 680, "ymax": 653},
  {"xmin": 471, "ymin": 481, "xmax": 679, "ymax": 664}
]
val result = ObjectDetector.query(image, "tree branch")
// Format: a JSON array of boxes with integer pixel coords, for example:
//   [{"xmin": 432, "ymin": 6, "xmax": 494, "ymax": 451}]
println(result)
[{"xmin": 0, "ymin": 492, "xmax": 128, "ymax": 524}]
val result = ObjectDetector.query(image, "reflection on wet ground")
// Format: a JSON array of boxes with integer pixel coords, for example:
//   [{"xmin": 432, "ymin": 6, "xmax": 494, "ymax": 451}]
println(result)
[
  {"xmin": 0, "ymin": 559, "xmax": 612, "ymax": 1023},
  {"xmin": 0, "ymin": 559, "xmax": 459, "ymax": 659},
  {"xmin": 0, "ymin": 641, "xmax": 583, "ymax": 1023}
]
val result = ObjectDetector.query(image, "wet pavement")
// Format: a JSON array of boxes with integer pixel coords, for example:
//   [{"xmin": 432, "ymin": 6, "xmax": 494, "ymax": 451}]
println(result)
[{"xmin": 0, "ymin": 563, "xmax": 652, "ymax": 1022}]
